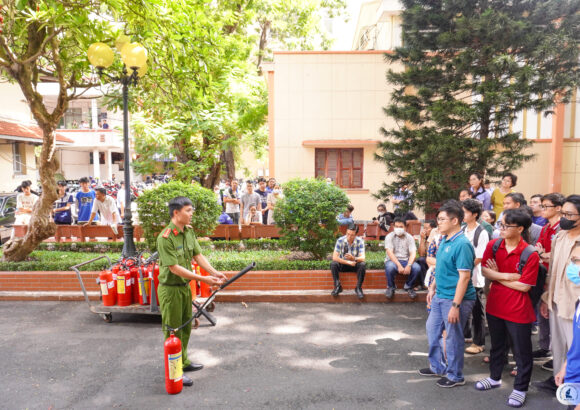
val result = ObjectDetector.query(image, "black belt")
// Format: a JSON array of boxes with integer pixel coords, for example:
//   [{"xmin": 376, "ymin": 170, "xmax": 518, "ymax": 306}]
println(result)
[{"xmin": 159, "ymin": 281, "xmax": 189, "ymax": 287}]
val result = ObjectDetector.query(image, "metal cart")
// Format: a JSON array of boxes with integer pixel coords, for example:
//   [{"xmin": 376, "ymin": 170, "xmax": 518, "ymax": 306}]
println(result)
[
  {"xmin": 73, "ymin": 256, "xmax": 256, "ymax": 325},
  {"xmin": 72, "ymin": 255, "xmax": 161, "ymax": 323}
]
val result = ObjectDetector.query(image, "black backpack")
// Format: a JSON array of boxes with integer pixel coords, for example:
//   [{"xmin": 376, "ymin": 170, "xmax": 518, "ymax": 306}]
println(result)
[
  {"xmin": 491, "ymin": 239, "xmax": 547, "ymax": 306},
  {"xmin": 462, "ymin": 224, "xmax": 484, "ymax": 248}
]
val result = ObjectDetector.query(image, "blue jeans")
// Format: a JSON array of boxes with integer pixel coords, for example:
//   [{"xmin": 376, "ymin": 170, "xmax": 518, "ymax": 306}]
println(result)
[
  {"xmin": 384, "ymin": 260, "xmax": 421, "ymax": 289},
  {"xmin": 426, "ymin": 295, "xmax": 475, "ymax": 382}
]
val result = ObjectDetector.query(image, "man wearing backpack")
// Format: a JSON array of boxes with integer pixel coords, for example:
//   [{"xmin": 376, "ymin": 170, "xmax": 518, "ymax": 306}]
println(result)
[
  {"xmin": 462, "ymin": 199, "xmax": 490, "ymax": 355},
  {"xmin": 476, "ymin": 208, "xmax": 540, "ymax": 408}
]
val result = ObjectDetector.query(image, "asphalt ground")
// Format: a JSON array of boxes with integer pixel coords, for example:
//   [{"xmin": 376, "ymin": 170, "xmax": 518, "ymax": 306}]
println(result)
[{"xmin": 0, "ymin": 302, "xmax": 565, "ymax": 409}]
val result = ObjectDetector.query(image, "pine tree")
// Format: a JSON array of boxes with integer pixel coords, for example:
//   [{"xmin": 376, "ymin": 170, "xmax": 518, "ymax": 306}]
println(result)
[{"xmin": 375, "ymin": 0, "xmax": 580, "ymax": 213}]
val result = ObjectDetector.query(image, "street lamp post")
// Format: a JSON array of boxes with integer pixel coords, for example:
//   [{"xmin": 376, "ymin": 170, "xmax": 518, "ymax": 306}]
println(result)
[{"xmin": 87, "ymin": 39, "xmax": 147, "ymax": 258}]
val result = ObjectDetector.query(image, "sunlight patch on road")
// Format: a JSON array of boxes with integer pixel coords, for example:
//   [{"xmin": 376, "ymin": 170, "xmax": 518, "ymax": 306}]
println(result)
[
  {"xmin": 192, "ymin": 349, "xmax": 222, "ymax": 367},
  {"xmin": 289, "ymin": 357, "xmax": 349, "ymax": 372},
  {"xmin": 384, "ymin": 369, "xmax": 420, "ymax": 374},
  {"xmin": 408, "ymin": 351, "xmax": 428, "ymax": 356},
  {"xmin": 270, "ymin": 324, "xmax": 308, "ymax": 334},
  {"xmin": 319, "ymin": 312, "xmax": 370, "ymax": 323}
]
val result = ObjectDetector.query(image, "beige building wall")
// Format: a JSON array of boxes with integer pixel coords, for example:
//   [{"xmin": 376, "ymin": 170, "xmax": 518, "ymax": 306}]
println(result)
[
  {"xmin": 269, "ymin": 52, "xmax": 580, "ymax": 221},
  {"xmin": 0, "ymin": 82, "xmax": 31, "ymax": 123},
  {"xmin": 0, "ymin": 141, "xmax": 38, "ymax": 192},
  {"xmin": 270, "ymin": 51, "xmax": 400, "ymax": 220}
]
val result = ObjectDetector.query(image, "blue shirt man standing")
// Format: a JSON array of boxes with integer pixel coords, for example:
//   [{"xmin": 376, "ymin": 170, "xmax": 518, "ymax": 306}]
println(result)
[{"xmin": 419, "ymin": 200, "xmax": 476, "ymax": 388}]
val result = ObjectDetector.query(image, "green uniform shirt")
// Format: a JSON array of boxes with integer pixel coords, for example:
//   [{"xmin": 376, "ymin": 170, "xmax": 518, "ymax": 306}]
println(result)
[{"xmin": 156, "ymin": 221, "xmax": 202, "ymax": 285}]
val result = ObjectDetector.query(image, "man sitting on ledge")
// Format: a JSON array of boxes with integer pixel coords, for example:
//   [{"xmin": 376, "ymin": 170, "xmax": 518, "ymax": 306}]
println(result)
[
  {"xmin": 330, "ymin": 224, "xmax": 366, "ymax": 299},
  {"xmin": 384, "ymin": 217, "xmax": 421, "ymax": 300}
]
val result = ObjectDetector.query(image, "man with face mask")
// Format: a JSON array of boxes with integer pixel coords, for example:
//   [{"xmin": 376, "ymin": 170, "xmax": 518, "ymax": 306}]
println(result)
[
  {"xmin": 384, "ymin": 217, "xmax": 422, "ymax": 300},
  {"xmin": 534, "ymin": 195, "xmax": 580, "ymax": 394}
]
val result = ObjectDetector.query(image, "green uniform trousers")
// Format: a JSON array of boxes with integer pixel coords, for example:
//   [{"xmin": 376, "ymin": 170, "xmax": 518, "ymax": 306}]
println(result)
[{"xmin": 158, "ymin": 284, "xmax": 192, "ymax": 368}]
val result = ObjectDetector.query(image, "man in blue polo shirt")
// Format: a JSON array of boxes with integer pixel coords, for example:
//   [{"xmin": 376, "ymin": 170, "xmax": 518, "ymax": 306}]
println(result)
[{"xmin": 419, "ymin": 200, "xmax": 476, "ymax": 388}]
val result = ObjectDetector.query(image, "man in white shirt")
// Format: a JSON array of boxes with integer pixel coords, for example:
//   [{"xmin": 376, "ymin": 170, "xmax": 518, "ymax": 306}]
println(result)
[
  {"xmin": 84, "ymin": 188, "xmax": 121, "ymax": 235},
  {"xmin": 116, "ymin": 181, "xmax": 126, "ymax": 220},
  {"xmin": 223, "ymin": 179, "xmax": 241, "ymax": 224},
  {"xmin": 462, "ymin": 199, "xmax": 490, "ymax": 354}
]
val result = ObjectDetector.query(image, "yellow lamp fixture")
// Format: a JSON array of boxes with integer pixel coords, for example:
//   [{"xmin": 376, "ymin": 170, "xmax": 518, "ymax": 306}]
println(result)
[
  {"xmin": 115, "ymin": 34, "xmax": 130, "ymax": 51},
  {"xmin": 131, "ymin": 62, "xmax": 148, "ymax": 78},
  {"xmin": 87, "ymin": 42, "xmax": 114, "ymax": 68},
  {"xmin": 120, "ymin": 42, "xmax": 148, "ymax": 69}
]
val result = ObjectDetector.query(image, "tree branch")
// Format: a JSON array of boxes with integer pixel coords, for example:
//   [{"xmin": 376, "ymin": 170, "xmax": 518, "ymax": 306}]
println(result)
[{"xmin": 19, "ymin": 28, "xmax": 65, "ymax": 65}]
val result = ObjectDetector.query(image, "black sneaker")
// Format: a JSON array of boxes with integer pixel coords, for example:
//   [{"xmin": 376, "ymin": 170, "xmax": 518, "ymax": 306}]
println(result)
[
  {"xmin": 541, "ymin": 359, "xmax": 553, "ymax": 372},
  {"xmin": 532, "ymin": 376, "xmax": 557, "ymax": 392},
  {"xmin": 532, "ymin": 349, "xmax": 552, "ymax": 360},
  {"xmin": 385, "ymin": 288, "xmax": 395, "ymax": 299},
  {"xmin": 407, "ymin": 288, "xmax": 417, "ymax": 300},
  {"xmin": 437, "ymin": 377, "xmax": 465, "ymax": 388},
  {"xmin": 418, "ymin": 368, "xmax": 443, "ymax": 377}
]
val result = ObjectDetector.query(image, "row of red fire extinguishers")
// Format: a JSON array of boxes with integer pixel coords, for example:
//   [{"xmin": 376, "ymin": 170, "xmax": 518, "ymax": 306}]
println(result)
[
  {"xmin": 97, "ymin": 252, "xmax": 256, "ymax": 395},
  {"xmin": 97, "ymin": 253, "xmax": 214, "ymax": 308}
]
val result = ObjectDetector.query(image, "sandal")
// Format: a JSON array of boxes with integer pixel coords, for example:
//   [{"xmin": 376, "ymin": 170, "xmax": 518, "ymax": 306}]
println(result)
[
  {"xmin": 465, "ymin": 344, "xmax": 485, "ymax": 354},
  {"xmin": 475, "ymin": 378, "xmax": 501, "ymax": 391},
  {"xmin": 507, "ymin": 390, "xmax": 526, "ymax": 408},
  {"xmin": 510, "ymin": 366, "xmax": 518, "ymax": 377}
]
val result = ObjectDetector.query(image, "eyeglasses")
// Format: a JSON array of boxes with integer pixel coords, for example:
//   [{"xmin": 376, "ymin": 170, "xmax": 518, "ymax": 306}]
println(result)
[
  {"xmin": 540, "ymin": 205, "xmax": 557, "ymax": 210},
  {"xmin": 437, "ymin": 217, "xmax": 450, "ymax": 222},
  {"xmin": 562, "ymin": 212, "xmax": 580, "ymax": 219},
  {"xmin": 498, "ymin": 222, "xmax": 519, "ymax": 230}
]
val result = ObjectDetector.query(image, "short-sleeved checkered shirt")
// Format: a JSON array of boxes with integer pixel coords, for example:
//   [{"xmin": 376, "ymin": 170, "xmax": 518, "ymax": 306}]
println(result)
[{"xmin": 334, "ymin": 235, "xmax": 365, "ymax": 259}]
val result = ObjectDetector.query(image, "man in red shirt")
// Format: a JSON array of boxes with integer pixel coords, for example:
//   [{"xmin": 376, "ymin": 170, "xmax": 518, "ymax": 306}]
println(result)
[
  {"xmin": 532, "ymin": 193, "xmax": 564, "ymax": 367},
  {"xmin": 476, "ymin": 208, "xmax": 540, "ymax": 408}
]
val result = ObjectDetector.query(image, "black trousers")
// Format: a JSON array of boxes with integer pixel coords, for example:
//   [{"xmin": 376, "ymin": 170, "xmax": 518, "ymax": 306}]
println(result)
[
  {"xmin": 464, "ymin": 287, "xmax": 486, "ymax": 346},
  {"xmin": 487, "ymin": 313, "xmax": 533, "ymax": 391},
  {"xmin": 416, "ymin": 256, "xmax": 428, "ymax": 288},
  {"xmin": 330, "ymin": 261, "xmax": 366, "ymax": 288}
]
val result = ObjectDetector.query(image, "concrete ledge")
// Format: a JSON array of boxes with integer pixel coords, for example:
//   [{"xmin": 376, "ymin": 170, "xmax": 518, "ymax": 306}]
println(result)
[{"xmin": 0, "ymin": 291, "xmax": 100, "ymax": 301}]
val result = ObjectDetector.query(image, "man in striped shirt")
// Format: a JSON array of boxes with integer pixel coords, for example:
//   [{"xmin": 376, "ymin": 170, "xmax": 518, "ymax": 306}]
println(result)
[{"xmin": 330, "ymin": 224, "xmax": 366, "ymax": 299}]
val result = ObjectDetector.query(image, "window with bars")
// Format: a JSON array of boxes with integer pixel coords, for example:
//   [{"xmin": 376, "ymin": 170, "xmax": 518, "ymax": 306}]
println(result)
[
  {"xmin": 12, "ymin": 142, "xmax": 26, "ymax": 175},
  {"xmin": 315, "ymin": 148, "xmax": 363, "ymax": 188}
]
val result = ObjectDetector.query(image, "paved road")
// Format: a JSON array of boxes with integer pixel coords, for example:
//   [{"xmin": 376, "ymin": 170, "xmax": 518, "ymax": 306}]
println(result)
[{"xmin": 0, "ymin": 302, "xmax": 564, "ymax": 409}]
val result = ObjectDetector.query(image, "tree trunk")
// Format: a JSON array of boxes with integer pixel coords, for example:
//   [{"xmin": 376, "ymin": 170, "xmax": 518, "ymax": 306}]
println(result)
[
  {"xmin": 256, "ymin": 20, "xmax": 271, "ymax": 75},
  {"xmin": 2, "ymin": 126, "xmax": 59, "ymax": 261},
  {"xmin": 201, "ymin": 148, "xmax": 236, "ymax": 188}
]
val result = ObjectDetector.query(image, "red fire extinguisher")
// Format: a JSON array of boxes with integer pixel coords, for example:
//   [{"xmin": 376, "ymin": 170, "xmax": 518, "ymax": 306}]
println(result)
[
  {"xmin": 151, "ymin": 263, "xmax": 160, "ymax": 305},
  {"xmin": 116, "ymin": 266, "xmax": 132, "ymax": 306},
  {"xmin": 130, "ymin": 266, "xmax": 141, "ymax": 304},
  {"xmin": 164, "ymin": 331, "xmax": 183, "ymax": 395},
  {"xmin": 99, "ymin": 268, "xmax": 117, "ymax": 306},
  {"xmin": 198, "ymin": 265, "xmax": 211, "ymax": 298}
]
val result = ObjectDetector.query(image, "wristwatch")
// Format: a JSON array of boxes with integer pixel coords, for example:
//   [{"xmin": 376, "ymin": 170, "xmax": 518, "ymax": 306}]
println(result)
[{"xmin": 451, "ymin": 302, "xmax": 460, "ymax": 309}]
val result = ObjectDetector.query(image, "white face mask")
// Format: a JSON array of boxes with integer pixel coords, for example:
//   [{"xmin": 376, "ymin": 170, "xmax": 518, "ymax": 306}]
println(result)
[
  {"xmin": 394, "ymin": 227, "xmax": 405, "ymax": 236},
  {"xmin": 273, "ymin": 189, "xmax": 280, "ymax": 195}
]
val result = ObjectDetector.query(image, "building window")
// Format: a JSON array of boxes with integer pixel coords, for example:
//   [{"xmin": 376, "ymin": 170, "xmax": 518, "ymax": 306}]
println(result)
[
  {"xmin": 315, "ymin": 148, "xmax": 363, "ymax": 188},
  {"xmin": 12, "ymin": 142, "xmax": 26, "ymax": 175}
]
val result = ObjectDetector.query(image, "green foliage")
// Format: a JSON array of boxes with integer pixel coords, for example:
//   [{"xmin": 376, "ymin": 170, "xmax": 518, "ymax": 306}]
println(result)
[
  {"xmin": 137, "ymin": 181, "xmax": 221, "ymax": 250},
  {"xmin": 0, "ymin": 249, "xmax": 389, "ymax": 272},
  {"xmin": 274, "ymin": 178, "xmax": 350, "ymax": 260},
  {"xmin": 376, "ymin": 0, "xmax": 580, "ymax": 213}
]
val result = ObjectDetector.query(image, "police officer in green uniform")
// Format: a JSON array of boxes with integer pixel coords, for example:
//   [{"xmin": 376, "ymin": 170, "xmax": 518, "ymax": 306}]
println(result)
[{"xmin": 157, "ymin": 196, "xmax": 226, "ymax": 387}]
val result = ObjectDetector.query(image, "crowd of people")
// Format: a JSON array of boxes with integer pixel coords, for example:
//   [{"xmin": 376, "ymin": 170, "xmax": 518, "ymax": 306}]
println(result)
[
  {"xmin": 215, "ymin": 177, "xmax": 282, "ymax": 226},
  {"xmin": 13, "ymin": 177, "xmax": 129, "ymax": 239},
  {"xmin": 329, "ymin": 172, "xmax": 580, "ymax": 408}
]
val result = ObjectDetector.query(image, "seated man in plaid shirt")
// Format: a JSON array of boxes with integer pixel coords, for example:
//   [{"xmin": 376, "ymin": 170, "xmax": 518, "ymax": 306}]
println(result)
[{"xmin": 330, "ymin": 224, "xmax": 366, "ymax": 299}]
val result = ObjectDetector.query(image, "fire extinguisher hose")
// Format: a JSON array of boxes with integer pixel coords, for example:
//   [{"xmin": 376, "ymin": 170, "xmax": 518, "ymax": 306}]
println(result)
[{"xmin": 163, "ymin": 261, "xmax": 255, "ymax": 333}]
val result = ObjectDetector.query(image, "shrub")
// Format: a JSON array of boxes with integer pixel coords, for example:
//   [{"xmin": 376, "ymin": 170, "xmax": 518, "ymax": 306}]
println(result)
[
  {"xmin": 137, "ymin": 181, "xmax": 221, "ymax": 250},
  {"xmin": 273, "ymin": 178, "xmax": 350, "ymax": 260}
]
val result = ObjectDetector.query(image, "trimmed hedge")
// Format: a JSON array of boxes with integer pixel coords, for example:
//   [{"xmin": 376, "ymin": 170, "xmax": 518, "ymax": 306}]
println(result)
[{"xmin": 0, "ymin": 250, "xmax": 388, "ymax": 272}]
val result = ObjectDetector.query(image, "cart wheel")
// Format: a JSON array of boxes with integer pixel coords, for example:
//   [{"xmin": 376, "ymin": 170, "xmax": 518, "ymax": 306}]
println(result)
[
  {"xmin": 101, "ymin": 313, "xmax": 113, "ymax": 323},
  {"xmin": 206, "ymin": 302, "xmax": 216, "ymax": 312},
  {"xmin": 193, "ymin": 318, "xmax": 200, "ymax": 329}
]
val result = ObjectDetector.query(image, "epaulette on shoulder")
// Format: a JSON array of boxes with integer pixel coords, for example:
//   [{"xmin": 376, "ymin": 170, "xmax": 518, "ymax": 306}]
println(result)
[{"xmin": 162, "ymin": 228, "xmax": 171, "ymax": 239}]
